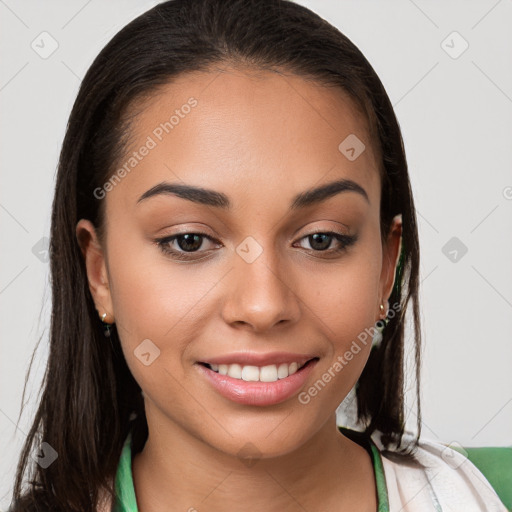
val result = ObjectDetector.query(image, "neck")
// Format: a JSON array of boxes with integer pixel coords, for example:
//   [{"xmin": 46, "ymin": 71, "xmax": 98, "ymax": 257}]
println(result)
[{"xmin": 132, "ymin": 411, "xmax": 376, "ymax": 512}]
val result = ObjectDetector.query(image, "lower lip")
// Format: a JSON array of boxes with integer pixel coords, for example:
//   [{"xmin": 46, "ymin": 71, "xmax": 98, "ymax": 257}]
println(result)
[{"xmin": 196, "ymin": 360, "xmax": 318, "ymax": 406}]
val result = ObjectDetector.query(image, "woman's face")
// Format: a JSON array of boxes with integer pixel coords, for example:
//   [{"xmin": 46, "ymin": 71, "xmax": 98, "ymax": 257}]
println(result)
[{"xmin": 78, "ymin": 65, "xmax": 402, "ymax": 458}]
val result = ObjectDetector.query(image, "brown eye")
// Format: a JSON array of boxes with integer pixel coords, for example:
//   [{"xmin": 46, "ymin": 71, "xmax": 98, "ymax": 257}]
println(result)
[
  {"xmin": 174, "ymin": 233, "xmax": 204, "ymax": 252},
  {"xmin": 155, "ymin": 232, "xmax": 220, "ymax": 260},
  {"xmin": 296, "ymin": 231, "xmax": 357, "ymax": 254},
  {"xmin": 307, "ymin": 233, "xmax": 333, "ymax": 251}
]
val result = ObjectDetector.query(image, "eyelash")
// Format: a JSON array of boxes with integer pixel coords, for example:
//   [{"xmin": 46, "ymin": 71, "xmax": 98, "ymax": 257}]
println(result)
[{"xmin": 154, "ymin": 230, "xmax": 357, "ymax": 261}]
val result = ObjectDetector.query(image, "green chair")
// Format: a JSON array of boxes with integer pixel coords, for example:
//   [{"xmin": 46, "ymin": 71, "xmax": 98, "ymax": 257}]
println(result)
[{"xmin": 451, "ymin": 445, "xmax": 512, "ymax": 511}]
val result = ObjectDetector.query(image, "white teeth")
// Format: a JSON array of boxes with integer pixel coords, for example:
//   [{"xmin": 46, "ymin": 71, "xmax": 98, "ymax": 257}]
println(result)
[
  {"xmin": 241, "ymin": 365, "xmax": 260, "ymax": 381},
  {"xmin": 227, "ymin": 363, "xmax": 242, "ymax": 379},
  {"xmin": 277, "ymin": 363, "xmax": 289, "ymax": 379},
  {"xmin": 208, "ymin": 361, "xmax": 307, "ymax": 382},
  {"xmin": 260, "ymin": 365, "xmax": 278, "ymax": 382}
]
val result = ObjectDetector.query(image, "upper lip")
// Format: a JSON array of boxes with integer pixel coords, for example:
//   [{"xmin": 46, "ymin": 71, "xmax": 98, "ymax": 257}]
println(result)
[{"xmin": 199, "ymin": 352, "xmax": 317, "ymax": 367}]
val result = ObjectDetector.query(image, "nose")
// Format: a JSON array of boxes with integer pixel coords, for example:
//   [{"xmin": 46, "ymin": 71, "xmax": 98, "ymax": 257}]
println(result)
[{"xmin": 221, "ymin": 239, "xmax": 301, "ymax": 333}]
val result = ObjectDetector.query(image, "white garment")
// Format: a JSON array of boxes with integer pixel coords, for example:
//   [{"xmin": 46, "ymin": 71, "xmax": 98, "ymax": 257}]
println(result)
[{"xmin": 375, "ymin": 434, "xmax": 508, "ymax": 511}]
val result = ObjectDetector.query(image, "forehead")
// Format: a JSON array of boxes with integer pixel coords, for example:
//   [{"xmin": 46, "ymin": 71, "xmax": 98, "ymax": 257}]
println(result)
[{"xmin": 109, "ymin": 65, "xmax": 380, "ymax": 211}]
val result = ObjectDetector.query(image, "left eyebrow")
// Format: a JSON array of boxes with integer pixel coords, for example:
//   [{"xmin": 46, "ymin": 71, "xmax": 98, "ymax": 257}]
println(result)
[
  {"xmin": 290, "ymin": 178, "xmax": 369, "ymax": 210},
  {"xmin": 136, "ymin": 178, "xmax": 369, "ymax": 210}
]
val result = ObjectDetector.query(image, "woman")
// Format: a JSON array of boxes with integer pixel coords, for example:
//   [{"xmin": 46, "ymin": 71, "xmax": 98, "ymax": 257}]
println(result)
[{"xmin": 9, "ymin": 0, "xmax": 507, "ymax": 510}]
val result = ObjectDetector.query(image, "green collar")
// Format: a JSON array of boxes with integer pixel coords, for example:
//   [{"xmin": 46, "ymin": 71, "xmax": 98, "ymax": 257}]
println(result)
[
  {"xmin": 113, "ymin": 427, "xmax": 389, "ymax": 511},
  {"xmin": 338, "ymin": 426, "xmax": 390, "ymax": 512}
]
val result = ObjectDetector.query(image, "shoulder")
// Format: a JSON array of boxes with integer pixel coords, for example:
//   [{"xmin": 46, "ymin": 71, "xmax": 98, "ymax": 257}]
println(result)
[{"xmin": 373, "ymin": 433, "xmax": 508, "ymax": 511}]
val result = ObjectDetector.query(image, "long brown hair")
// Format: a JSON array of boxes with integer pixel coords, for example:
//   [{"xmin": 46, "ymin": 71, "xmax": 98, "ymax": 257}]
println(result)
[{"xmin": 10, "ymin": 0, "xmax": 422, "ymax": 510}]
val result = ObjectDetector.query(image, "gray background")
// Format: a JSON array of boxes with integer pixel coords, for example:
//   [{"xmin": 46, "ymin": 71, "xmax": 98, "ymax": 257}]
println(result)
[{"xmin": 1, "ymin": 0, "xmax": 511, "ymax": 507}]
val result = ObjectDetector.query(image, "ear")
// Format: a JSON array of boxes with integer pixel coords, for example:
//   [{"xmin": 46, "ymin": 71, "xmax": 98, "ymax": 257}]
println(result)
[
  {"xmin": 378, "ymin": 214, "xmax": 402, "ymax": 315},
  {"xmin": 75, "ymin": 219, "xmax": 114, "ymax": 323}
]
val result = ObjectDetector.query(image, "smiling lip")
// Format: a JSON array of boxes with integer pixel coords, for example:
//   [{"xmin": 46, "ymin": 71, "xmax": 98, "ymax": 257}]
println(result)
[{"xmin": 196, "ymin": 352, "xmax": 319, "ymax": 406}]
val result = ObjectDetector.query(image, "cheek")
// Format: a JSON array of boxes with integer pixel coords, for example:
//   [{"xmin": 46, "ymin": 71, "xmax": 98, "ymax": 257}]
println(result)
[
  {"xmin": 295, "ymin": 287, "xmax": 380, "ymax": 431},
  {"xmin": 299, "ymin": 234, "xmax": 382, "ymax": 396},
  {"xmin": 105, "ymin": 242, "xmax": 220, "ymax": 422},
  {"xmin": 105, "ymin": 230, "xmax": 222, "ymax": 373},
  {"xmin": 306, "ymin": 244, "xmax": 382, "ymax": 345}
]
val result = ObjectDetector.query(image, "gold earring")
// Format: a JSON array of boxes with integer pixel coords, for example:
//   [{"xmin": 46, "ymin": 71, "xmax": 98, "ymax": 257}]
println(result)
[{"xmin": 100, "ymin": 312, "xmax": 114, "ymax": 337}]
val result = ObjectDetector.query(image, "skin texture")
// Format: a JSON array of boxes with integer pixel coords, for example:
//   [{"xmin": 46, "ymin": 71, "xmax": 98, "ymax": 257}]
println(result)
[{"xmin": 77, "ymin": 65, "xmax": 402, "ymax": 511}]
